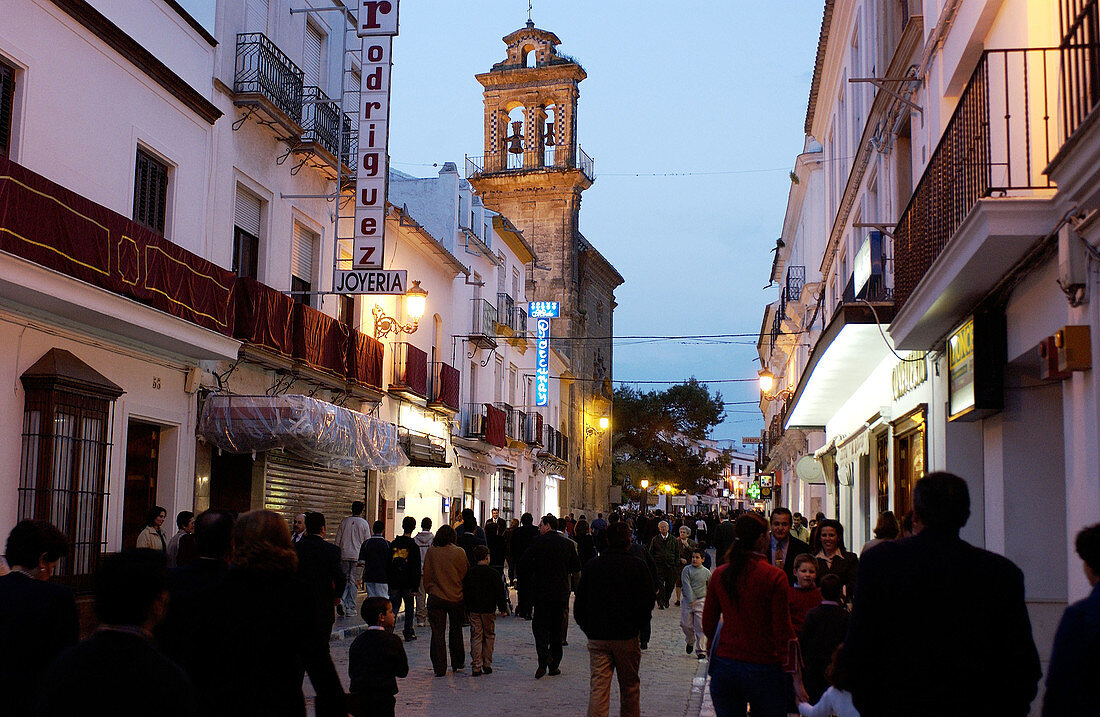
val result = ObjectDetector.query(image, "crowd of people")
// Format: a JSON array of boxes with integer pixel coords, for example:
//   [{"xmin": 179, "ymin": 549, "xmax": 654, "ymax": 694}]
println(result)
[{"xmin": 1, "ymin": 471, "xmax": 1099, "ymax": 716}]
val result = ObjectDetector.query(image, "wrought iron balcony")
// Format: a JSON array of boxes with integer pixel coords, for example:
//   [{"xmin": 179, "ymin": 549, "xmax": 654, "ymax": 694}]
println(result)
[
  {"xmin": 465, "ymin": 144, "xmax": 595, "ymax": 182},
  {"xmin": 893, "ymin": 48, "xmax": 1061, "ymax": 309},
  {"xmin": 496, "ymin": 293, "xmax": 516, "ymax": 331},
  {"xmin": 469, "ymin": 298, "xmax": 498, "ymax": 349},
  {"xmin": 1060, "ymin": 0, "xmax": 1100, "ymax": 141},
  {"xmin": 389, "ymin": 342, "xmax": 428, "ymax": 399},
  {"xmin": 778, "ymin": 265, "xmax": 806, "ymax": 320},
  {"xmin": 513, "ymin": 305, "xmax": 528, "ymax": 336},
  {"xmin": 461, "ymin": 403, "xmax": 487, "ymax": 439},
  {"xmin": 428, "ymin": 362, "xmax": 461, "ymax": 413},
  {"xmin": 497, "ymin": 402, "xmax": 517, "ymax": 440},
  {"xmin": 234, "ymin": 33, "xmax": 304, "ymax": 127}
]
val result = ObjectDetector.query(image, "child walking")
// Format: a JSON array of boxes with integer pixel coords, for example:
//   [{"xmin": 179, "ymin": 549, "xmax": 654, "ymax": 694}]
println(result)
[
  {"xmin": 797, "ymin": 645, "xmax": 860, "ymax": 716},
  {"xmin": 800, "ymin": 574, "xmax": 850, "ymax": 702},
  {"xmin": 348, "ymin": 597, "xmax": 409, "ymax": 717},
  {"xmin": 462, "ymin": 544, "xmax": 508, "ymax": 676},
  {"xmin": 788, "ymin": 553, "xmax": 823, "ymax": 636},
  {"xmin": 680, "ymin": 549, "xmax": 711, "ymax": 658}
]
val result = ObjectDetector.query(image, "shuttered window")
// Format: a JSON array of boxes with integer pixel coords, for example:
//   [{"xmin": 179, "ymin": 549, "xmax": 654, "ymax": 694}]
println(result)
[
  {"xmin": 245, "ymin": 0, "xmax": 268, "ymax": 33},
  {"xmin": 303, "ymin": 23, "xmax": 323, "ymax": 88},
  {"xmin": 0, "ymin": 62, "xmax": 14, "ymax": 158},
  {"xmin": 233, "ymin": 187, "xmax": 261, "ymax": 279},
  {"xmin": 292, "ymin": 222, "xmax": 316, "ymax": 306},
  {"xmin": 264, "ymin": 451, "xmax": 364, "ymax": 536},
  {"xmin": 133, "ymin": 148, "xmax": 169, "ymax": 235}
]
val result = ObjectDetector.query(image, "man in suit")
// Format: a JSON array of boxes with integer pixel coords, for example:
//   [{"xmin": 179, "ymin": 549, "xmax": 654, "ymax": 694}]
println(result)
[
  {"xmin": 0, "ymin": 520, "xmax": 79, "ymax": 716},
  {"xmin": 520, "ymin": 514, "xmax": 581, "ymax": 678},
  {"xmin": 766, "ymin": 507, "xmax": 811, "ymax": 585},
  {"xmin": 713, "ymin": 511, "xmax": 737, "ymax": 565},
  {"xmin": 159, "ymin": 508, "xmax": 234, "ymax": 671},
  {"xmin": 296, "ymin": 512, "xmax": 347, "ymax": 643},
  {"xmin": 842, "ymin": 472, "xmax": 1040, "ymax": 716},
  {"xmin": 512, "ymin": 512, "xmax": 540, "ymax": 619}
]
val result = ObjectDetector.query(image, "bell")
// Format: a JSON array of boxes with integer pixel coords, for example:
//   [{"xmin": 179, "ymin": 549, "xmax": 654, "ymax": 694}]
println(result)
[
  {"xmin": 506, "ymin": 120, "xmax": 524, "ymax": 154},
  {"xmin": 544, "ymin": 121, "xmax": 555, "ymax": 147}
]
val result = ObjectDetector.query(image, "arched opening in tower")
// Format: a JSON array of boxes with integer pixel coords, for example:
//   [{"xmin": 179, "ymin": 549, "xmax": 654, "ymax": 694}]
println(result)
[
  {"xmin": 543, "ymin": 104, "xmax": 559, "ymax": 167},
  {"xmin": 521, "ymin": 43, "xmax": 537, "ymax": 68},
  {"xmin": 504, "ymin": 103, "xmax": 526, "ymax": 170}
]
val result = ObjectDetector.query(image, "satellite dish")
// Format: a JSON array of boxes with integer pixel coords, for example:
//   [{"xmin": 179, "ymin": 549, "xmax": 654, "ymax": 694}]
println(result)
[{"xmin": 795, "ymin": 455, "xmax": 825, "ymax": 484}]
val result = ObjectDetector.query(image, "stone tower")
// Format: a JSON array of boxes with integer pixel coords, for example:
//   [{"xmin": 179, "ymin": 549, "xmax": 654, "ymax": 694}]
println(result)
[{"xmin": 469, "ymin": 21, "xmax": 623, "ymax": 514}]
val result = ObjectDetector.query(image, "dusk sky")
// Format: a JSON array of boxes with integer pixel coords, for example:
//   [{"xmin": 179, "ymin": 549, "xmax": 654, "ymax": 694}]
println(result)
[{"xmin": 184, "ymin": 0, "xmax": 825, "ymax": 444}]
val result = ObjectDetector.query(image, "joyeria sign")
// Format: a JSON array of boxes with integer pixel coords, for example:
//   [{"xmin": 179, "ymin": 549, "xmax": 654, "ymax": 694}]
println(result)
[{"xmin": 336, "ymin": 1, "xmax": 400, "ymax": 294}]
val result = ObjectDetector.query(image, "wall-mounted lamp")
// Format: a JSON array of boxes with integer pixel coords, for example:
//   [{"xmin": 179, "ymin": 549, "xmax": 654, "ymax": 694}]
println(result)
[
  {"xmin": 373, "ymin": 280, "xmax": 428, "ymax": 340},
  {"xmin": 585, "ymin": 415, "xmax": 611, "ymax": 437},
  {"xmin": 758, "ymin": 369, "xmax": 794, "ymax": 402}
]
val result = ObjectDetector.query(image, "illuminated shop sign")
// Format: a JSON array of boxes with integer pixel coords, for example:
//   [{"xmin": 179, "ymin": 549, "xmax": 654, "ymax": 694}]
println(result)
[
  {"xmin": 947, "ymin": 311, "xmax": 1005, "ymax": 422},
  {"xmin": 528, "ymin": 301, "xmax": 560, "ymax": 319},
  {"xmin": 535, "ymin": 317, "xmax": 550, "ymax": 406}
]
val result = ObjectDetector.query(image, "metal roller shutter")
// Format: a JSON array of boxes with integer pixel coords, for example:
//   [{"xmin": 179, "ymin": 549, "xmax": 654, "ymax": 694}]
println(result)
[
  {"xmin": 245, "ymin": 0, "xmax": 268, "ymax": 33},
  {"xmin": 292, "ymin": 222, "xmax": 315, "ymax": 283},
  {"xmin": 235, "ymin": 188, "xmax": 261, "ymax": 236},
  {"xmin": 263, "ymin": 450, "xmax": 365, "ymax": 536},
  {"xmin": 303, "ymin": 23, "xmax": 323, "ymax": 88}
]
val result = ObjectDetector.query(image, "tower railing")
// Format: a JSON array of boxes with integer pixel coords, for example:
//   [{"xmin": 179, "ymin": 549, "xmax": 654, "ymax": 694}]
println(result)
[{"xmin": 465, "ymin": 144, "xmax": 595, "ymax": 181}]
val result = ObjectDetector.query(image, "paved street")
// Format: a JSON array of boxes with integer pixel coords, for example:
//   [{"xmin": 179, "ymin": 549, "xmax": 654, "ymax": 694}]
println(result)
[{"xmin": 308, "ymin": 591, "xmax": 707, "ymax": 716}]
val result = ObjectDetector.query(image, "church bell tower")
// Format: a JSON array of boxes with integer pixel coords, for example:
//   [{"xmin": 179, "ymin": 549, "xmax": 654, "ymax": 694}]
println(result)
[{"xmin": 468, "ymin": 21, "xmax": 622, "ymax": 515}]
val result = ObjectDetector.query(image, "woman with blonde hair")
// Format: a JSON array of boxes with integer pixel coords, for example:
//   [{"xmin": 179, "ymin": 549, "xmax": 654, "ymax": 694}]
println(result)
[{"xmin": 191, "ymin": 510, "xmax": 345, "ymax": 716}]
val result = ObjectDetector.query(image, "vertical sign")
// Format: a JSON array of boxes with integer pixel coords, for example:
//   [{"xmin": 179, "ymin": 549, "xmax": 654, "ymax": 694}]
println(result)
[
  {"xmin": 350, "ymin": 1, "xmax": 399, "ymax": 278},
  {"xmin": 535, "ymin": 318, "xmax": 550, "ymax": 406}
]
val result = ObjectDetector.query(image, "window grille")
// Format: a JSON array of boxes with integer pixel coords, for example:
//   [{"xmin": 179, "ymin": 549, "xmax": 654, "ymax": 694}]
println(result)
[
  {"xmin": 133, "ymin": 148, "xmax": 168, "ymax": 235},
  {"xmin": 19, "ymin": 356, "xmax": 120, "ymax": 592},
  {"xmin": 0, "ymin": 61, "xmax": 14, "ymax": 158},
  {"xmin": 500, "ymin": 469, "xmax": 515, "ymax": 519}
]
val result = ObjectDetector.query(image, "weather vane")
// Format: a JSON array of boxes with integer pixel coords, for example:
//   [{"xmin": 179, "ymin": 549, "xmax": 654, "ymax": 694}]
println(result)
[{"xmin": 528, "ymin": 0, "xmax": 533, "ymax": 22}]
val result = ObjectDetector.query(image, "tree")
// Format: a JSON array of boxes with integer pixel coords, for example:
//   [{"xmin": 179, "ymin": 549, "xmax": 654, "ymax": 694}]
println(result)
[{"xmin": 611, "ymin": 378, "xmax": 730, "ymax": 495}]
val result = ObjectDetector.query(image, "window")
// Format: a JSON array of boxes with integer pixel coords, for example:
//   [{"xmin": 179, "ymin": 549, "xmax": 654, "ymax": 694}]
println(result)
[
  {"xmin": 500, "ymin": 469, "xmax": 515, "ymax": 518},
  {"xmin": 292, "ymin": 222, "xmax": 317, "ymax": 307},
  {"xmin": 337, "ymin": 295, "xmax": 355, "ymax": 328},
  {"xmin": 303, "ymin": 22, "xmax": 324, "ymax": 89},
  {"xmin": 234, "ymin": 187, "xmax": 262, "ymax": 279},
  {"xmin": 245, "ymin": 0, "xmax": 268, "ymax": 33},
  {"xmin": 133, "ymin": 148, "xmax": 169, "ymax": 235},
  {"xmin": 18, "ymin": 349, "xmax": 122, "ymax": 591},
  {"xmin": 0, "ymin": 61, "xmax": 14, "ymax": 158}
]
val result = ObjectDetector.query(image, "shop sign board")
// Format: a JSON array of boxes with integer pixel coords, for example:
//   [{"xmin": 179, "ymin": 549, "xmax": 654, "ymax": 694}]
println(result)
[
  {"xmin": 747, "ymin": 482, "xmax": 761, "ymax": 500},
  {"xmin": 529, "ymin": 301, "xmax": 560, "ymax": 318},
  {"xmin": 535, "ymin": 318, "xmax": 550, "ymax": 406},
  {"xmin": 333, "ymin": 269, "xmax": 407, "ymax": 294},
  {"xmin": 892, "ymin": 352, "xmax": 928, "ymax": 400},
  {"xmin": 348, "ymin": 0, "xmax": 400, "ymax": 277},
  {"xmin": 853, "ymin": 231, "xmax": 883, "ymax": 298},
  {"xmin": 947, "ymin": 311, "xmax": 1005, "ymax": 421}
]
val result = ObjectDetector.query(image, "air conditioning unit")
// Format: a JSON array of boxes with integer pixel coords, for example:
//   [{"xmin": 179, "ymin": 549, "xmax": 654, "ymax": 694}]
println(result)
[{"xmin": 408, "ymin": 433, "xmax": 433, "ymax": 462}]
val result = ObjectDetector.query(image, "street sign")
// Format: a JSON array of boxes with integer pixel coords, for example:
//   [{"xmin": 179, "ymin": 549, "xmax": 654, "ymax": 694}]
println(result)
[
  {"xmin": 535, "ymin": 317, "xmax": 550, "ymax": 406},
  {"xmin": 344, "ymin": 0, "xmax": 400, "ymax": 280},
  {"xmin": 528, "ymin": 301, "xmax": 560, "ymax": 318},
  {"xmin": 742, "ymin": 436, "xmax": 761, "ymax": 445},
  {"xmin": 333, "ymin": 269, "xmax": 407, "ymax": 294}
]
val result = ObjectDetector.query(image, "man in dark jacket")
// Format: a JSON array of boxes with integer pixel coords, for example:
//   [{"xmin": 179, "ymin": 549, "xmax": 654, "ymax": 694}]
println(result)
[
  {"xmin": 0, "ymin": 520, "xmax": 78, "ymax": 717},
  {"xmin": 296, "ymin": 512, "xmax": 346, "ymax": 643},
  {"xmin": 358, "ymin": 520, "xmax": 390, "ymax": 597},
  {"xmin": 387, "ymin": 516, "xmax": 422, "ymax": 642},
  {"xmin": 766, "ymin": 507, "xmax": 811, "ymax": 585},
  {"xmin": 575, "ymin": 522, "xmax": 655, "ymax": 716},
  {"xmin": 1042, "ymin": 522, "xmax": 1100, "ymax": 716},
  {"xmin": 38, "ymin": 549, "xmax": 195, "ymax": 716},
  {"xmin": 842, "ymin": 472, "xmax": 1041, "ymax": 716},
  {"xmin": 512, "ymin": 512, "xmax": 540, "ymax": 619},
  {"xmin": 520, "ymin": 514, "xmax": 581, "ymax": 678},
  {"xmin": 648, "ymin": 520, "xmax": 679, "ymax": 609}
]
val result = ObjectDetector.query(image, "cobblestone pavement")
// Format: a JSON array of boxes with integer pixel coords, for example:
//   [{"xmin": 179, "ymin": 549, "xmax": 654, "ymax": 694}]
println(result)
[{"xmin": 308, "ymin": 592, "xmax": 707, "ymax": 716}]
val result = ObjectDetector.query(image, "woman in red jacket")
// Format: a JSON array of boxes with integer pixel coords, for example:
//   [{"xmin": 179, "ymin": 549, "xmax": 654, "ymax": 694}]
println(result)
[{"xmin": 702, "ymin": 513, "xmax": 803, "ymax": 717}]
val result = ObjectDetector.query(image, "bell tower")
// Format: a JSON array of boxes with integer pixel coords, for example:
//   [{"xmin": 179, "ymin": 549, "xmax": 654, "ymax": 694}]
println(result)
[{"xmin": 468, "ymin": 22, "xmax": 621, "ymax": 515}]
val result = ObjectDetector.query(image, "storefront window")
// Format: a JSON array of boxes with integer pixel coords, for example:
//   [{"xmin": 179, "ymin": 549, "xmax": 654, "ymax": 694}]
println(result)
[{"xmin": 892, "ymin": 406, "xmax": 927, "ymax": 521}]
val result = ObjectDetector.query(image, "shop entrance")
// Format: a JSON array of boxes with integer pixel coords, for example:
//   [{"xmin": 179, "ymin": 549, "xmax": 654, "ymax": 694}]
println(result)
[
  {"xmin": 122, "ymin": 422, "xmax": 159, "ymax": 549},
  {"xmin": 893, "ymin": 406, "xmax": 927, "ymax": 521},
  {"xmin": 210, "ymin": 451, "xmax": 254, "ymax": 516}
]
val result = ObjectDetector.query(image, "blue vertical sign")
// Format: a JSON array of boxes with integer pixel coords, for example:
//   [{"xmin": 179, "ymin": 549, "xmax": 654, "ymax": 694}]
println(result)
[{"xmin": 535, "ymin": 317, "xmax": 550, "ymax": 406}]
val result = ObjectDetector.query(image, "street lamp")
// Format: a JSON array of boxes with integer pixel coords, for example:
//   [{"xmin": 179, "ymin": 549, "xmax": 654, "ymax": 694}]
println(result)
[
  {"xmin": 373, "ymin": 280, "xmax": 428, "ymax": 339},
  {"xmin": 585, "ymin": 414, "xmax": 611, "ymax": 438},
  {"xmin": 758, "ymin": 368, "xmax": 794, "ymax": 402},
  {"xmin": 640, "ymin": 479, "xmax": 649, "ymax": 516}
]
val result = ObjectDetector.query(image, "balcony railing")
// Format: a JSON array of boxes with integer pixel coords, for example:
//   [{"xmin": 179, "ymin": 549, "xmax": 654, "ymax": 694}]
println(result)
[
  {"xmin": 542, "ymin": 425, "xmax": 569, "ymax": 461},
  {"xmin": 389, "ymin": 342, "xmax": 427, "ymax": 398},
  {"xmin": 513, "ymin": 305, "xmax": 528, "ymax": 336},
  {"xmin": 465, "ymin": 144, "xmax": 595, "ymax": 182},
  {"xmin": 469, "ymin": 298, "xmax": 498, "ymax": 349},
  {"xmin": 496, "ymin": 293, "xmax": 516, "ymax": 330},
  {"xmin": 301, "ymin": 87, "xmax": 341, "ymax": 155},
  {"xmin": 1060, "ymin": 0, "xmax": 1100, "ymax": 140},
  {"xmin": 340, "ymin": 115, "xmax": 357, "ymax": 171},
  {"xmin": 428, "ymin": 362, "xmax": 461, "ymax": 412},
  {"xmin": 234, "ymin": 33, "xmax": 304, "ymax": 125},
  {"xmin": 498, "ymin": 403, "xmax": 517, "ymax": 440},
  {"xmin": 462, "ymin": 403, "xmax": 488, "ymax": 439},
  {"xmin": 778, "ymin": 265, "xmax": 805, "ymax": 320},
  {"xmin": 893, "ymin": 48, "xmax": 1061, "ymax": 309}
]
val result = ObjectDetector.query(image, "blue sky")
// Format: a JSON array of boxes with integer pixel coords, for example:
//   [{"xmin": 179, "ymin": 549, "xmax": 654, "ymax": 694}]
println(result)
[{"xmin": 182, "ymin": 0, "xmax": 824, "ymax": 443}]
